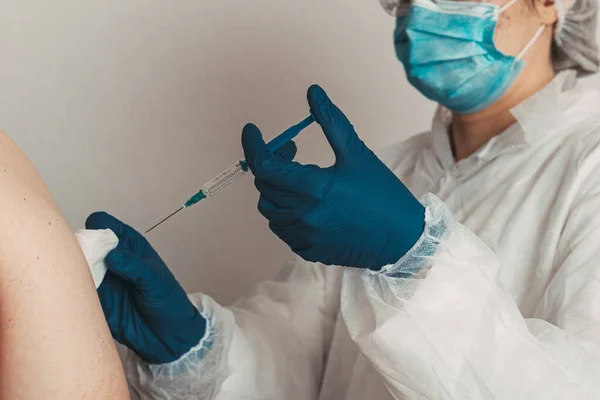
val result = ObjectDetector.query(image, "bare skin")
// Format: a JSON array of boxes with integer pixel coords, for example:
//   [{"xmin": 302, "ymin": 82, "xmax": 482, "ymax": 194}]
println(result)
[
  {"xmin": 451, "ymin": 0, "xmax": 559, "ymax": 161},
  {"xmin": 0, "ymin": 129, "xmax": 129, "ymax": 399}
]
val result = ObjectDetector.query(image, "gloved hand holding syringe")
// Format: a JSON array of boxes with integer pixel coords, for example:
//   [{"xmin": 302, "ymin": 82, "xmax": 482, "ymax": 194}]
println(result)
[{"xmin": 145, "ymin": 113, "xmax": 316, "ymax": 233}]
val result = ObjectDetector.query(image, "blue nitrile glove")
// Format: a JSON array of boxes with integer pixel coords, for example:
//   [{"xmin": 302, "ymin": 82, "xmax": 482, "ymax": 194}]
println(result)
[
  {"xmin": 85, "ymin": 212, "xmax": 207, "ymax": 364},
  {"xmin": 241, "ymin": 85, "xmax": 426, "ymax": 271}
]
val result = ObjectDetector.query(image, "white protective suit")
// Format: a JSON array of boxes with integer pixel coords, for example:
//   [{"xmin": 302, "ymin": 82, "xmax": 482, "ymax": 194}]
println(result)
[{"xmin": 105, "ymin": 70, "xmax": 600, "ymax": 399}]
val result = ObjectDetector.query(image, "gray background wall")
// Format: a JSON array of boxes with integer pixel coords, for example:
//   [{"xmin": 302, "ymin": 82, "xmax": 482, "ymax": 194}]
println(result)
[{"xmin": 1, "ymin": 1, "xmax": 599, "ymax": 305}]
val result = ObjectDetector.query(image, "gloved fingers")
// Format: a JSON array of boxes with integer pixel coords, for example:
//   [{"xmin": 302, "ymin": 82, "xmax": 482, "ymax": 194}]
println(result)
[
  {"xmin": 86, "ymin": 212, "xmax": 153, "ymax": 256},
  {"xmin": 242, "ymin": 124, "xmax": 298, "ymax": 163},
  {"xmin": 241, "ymin": 123, "xmax": 267, "ymax": 171},
  {"xmin": 269, "ymin": 223, "xmax": 312, "ymax": 255},
  {"xmin": 242, "ymin": 123, "xmax": 309, "ymax": 187},
  {"xmin": 104, "ymin": 248, "xmax": 149, "ymax": 285},
  {"xmin": 307, "ymin": 85, "xmax": 367, "ymax": 163},
  {"xmin": 275, "ymin": 140, "xmax": 298, "ymax": 162},
  {"xmin": 257, "ymin": 195, "xmax": 300, "ymax": 227},
  {"xmin": 86, "ymin": 211, "xmax": 123, "ymax": 231},
  {"xmin": 254, "ymin": 178, "xmax": 305, "ymax": 208},
  {"xmin": 256, "ymin": 168, "xmax": 332, "ymax": 205},
  {"xmin": 97, "ymin": 272, "xmax": 131, "ymax": 342},
  {"xmin": 257, "ymin": 195, "xmax": 278, "ymax": 220}
]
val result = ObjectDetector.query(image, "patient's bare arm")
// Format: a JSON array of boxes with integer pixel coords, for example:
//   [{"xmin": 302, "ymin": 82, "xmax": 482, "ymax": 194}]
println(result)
[{"xmin": 0, "ymin": 129, "xmax": 129, "ymax": 399}]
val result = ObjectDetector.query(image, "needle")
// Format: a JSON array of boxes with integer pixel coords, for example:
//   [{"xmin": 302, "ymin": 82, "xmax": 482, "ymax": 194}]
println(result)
[
  {"xmin": 144, "ymin": 113, "xmax": 315, "ymax": 234},
  {"xmin": 145, "ymin": 207, "xmax": 184, "ymax": 234}
]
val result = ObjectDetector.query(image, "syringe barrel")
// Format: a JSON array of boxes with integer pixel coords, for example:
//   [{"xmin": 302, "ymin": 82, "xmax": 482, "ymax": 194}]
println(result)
[{"xmin": 200, "ymin": 159, "xmax": 249, "ymax": 197}]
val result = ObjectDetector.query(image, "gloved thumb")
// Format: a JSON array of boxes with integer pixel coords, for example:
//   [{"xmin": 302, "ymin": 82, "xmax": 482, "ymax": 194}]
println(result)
[
  {"xmin": 104, "ymin": 249, "xmax": 147, "ymax": 285},
  {"xmin": 307, "ymin": 85, "xmax": 364, "ymax": 163}
]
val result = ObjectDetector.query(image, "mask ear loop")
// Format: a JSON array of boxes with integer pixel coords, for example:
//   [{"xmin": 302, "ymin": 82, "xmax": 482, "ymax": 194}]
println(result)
[
  {"xmin": 496, "ymin": 0, "xmax": 521, "ymax": 15},
  {"xmin": 511, "ymin": 24, "xmax": 547, "ymax": 67},
  {"xmin": 494, "ymin": 0, "xmax": 548, "ymax": 68}
]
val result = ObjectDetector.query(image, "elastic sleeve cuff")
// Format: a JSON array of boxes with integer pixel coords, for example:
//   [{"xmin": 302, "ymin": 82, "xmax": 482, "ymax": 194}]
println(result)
[
  {"xmin": 121, "ymin": 295, "xmax": 233, "ymax": 399},
  {"xmin": 146, "ymin": 303, "xmax": 215, "ymax": 373},
  {"xmin": 376, "ymin": 193, "xmax": 450, "ymax": 278}
]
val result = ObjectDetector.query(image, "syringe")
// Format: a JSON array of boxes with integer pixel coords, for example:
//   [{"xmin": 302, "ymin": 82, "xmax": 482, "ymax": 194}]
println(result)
[{"xmin": 145, "ymin": 114, "xmax": 315, "ymax": 233}]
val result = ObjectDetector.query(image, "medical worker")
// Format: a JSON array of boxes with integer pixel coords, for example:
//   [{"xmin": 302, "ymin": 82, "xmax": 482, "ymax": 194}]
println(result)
[{"xmin": 86, "ymin": 0, "xmax": 600, "ymax": 398}]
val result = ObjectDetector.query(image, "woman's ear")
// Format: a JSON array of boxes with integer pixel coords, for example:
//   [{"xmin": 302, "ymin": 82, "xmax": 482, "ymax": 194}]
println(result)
[{"xmin": 535, "ymin": 0, "xmax": 559, "ymax": 25}]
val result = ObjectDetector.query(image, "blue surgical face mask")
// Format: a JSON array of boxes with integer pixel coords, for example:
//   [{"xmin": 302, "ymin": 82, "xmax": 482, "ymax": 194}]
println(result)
[{"xmin": 394, "ymin": 0, "xmax": 546, "ymax": 114}]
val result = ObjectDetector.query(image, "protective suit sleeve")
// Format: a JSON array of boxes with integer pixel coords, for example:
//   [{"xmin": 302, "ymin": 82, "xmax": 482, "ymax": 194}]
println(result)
[
  {"xmin": 120, "ymin": 257, "xmax": 342, "ymax": 400},
  {"xmin": 341, "ymin": 188, "xmax": 600, "ymax": 399}
]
